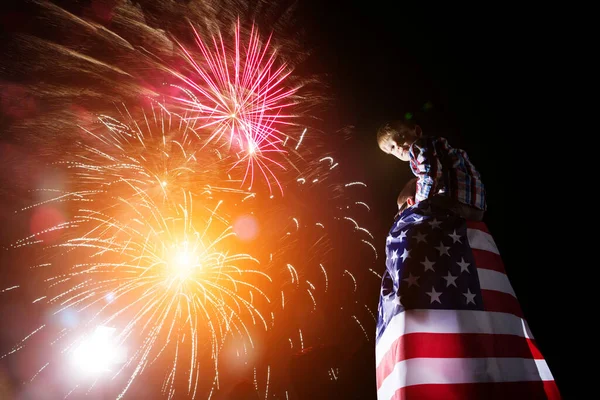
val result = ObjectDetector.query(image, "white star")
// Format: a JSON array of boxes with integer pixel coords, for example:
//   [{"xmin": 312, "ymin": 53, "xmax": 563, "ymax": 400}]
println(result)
[
  {"xmin": 457, "ymin": 257, "xmax": 471, "ymax": 273},
  {"xmin": 426, "ymin": 287, "xmax": 442, "ymax": 304},
  {"xmin": 395, "ymin": 217, "xmax": 405, "ymax": 228},
  {"xmin": 386, "ymin": 235, "xmax": 393, "ymax": 244},
  {"xmin": 421, "ymin": 257, "xmax": 436, "ymax": 272},
  {"xmin": 448, "ymin": 230, "xmax": 462, "ymax": 243},
  {"xmin": 392, "ymin": 296, "xmax": 402, "ymax": 307},
  {"xmin": 428, "ymin": 218, "xmax": 442, "ymax": 229},
  {"xmin": 463, "ymin": 288, "xmax": 476, "ymax": 305},
  {"xmin": 443, "ymin": 271, "xmax": 458, "ymax": 287},
  {"xmin": 413, "ymin": 231, "xmax": 427, "ymax": 244},
  {"xmin": 413, "ymin": 216, "xmax": 424, "ymax": 223},
  {"xmin": 402, "ymin": 273, "xmax": 419, "ymax": 287},
  {"xmin": 435, "ymin": 242, "xmax": 450, "ymax": 257},
  {"xmin": 390, "ymin": 250, "xmax": 399, "ymax": 263},
  {"xmin": 398, "ymin": 230, "xmax": 407, "ymax": 242},
  {"xmin": 400, "ymin": 248, "xmax": 411, "ymax": 261}
]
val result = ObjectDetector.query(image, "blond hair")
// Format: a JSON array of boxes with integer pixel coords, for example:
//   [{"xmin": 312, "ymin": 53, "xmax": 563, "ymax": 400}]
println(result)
[{"xmin": 376, "ymin": 120, "xmax": 417, "ymax": 147}]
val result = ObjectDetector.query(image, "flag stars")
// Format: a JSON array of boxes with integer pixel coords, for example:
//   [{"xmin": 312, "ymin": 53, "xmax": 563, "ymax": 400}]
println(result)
[
  {"xmin": 421, "ymin": 257, "xmax": 436, "ymax": 272},
  {"xmin": 398, "ymin": 230, "xmax": 407, "ymax": 242},
  {"xmin": 428, "ymin": 218, "xmax": 442, "ymax": 229},
  {"xmin": 426, "ymin": 287, "xmax": 442, "ymax": 304},
  {"xmin": 386, "ymin": 235, "xmax": 393, "ymax": 244},
  {"xmin": 403, "ymin": 273, "xmax": 420, "ymax": 287},
  {"xmin": 443, "ymin": 271, "xmax": 458, "ymax": 287},
  {"xmin": 390, "ymin": 250, "xmax": 399, "ymax": 263},
  {"xmin": 392, "ymin": 296, "xmax": 402, "ymax": 307},
  {"xmin": 413, "ymin": 231, "xmax": 427, "ymax": 244},
  {"xmin": 448, "ymin": 230, "xmax": 462, "ymax": 243},
  {"xmin": 400, "ymin": 248, "xmax": 411, "ymax": 261},
  {"xmin": 435, "ymin": 242, "xmax": 451, "ymax": 257},
  {"xmin": 457, "ymin": 258, "xmax": 471, "ymax": 273},
  {"xmin": 413, "ymin": 216, "xmax": 424, "ymax": 223},
  {"xmin": 395, "ymin": 217, "xmax": 406, "ymax": 229},
  {"xmin": 463, "ymin": 288, "xmax": 476, "ymax": 305}
]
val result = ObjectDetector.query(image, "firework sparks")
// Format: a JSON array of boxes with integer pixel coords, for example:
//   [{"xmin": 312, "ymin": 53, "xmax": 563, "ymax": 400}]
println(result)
[
  {"xmin": 1, "ymin": 285, "xmax": 19, "ymax": 293},
  {"xmin": 8, "ymin": 191, "xmax": 272, "ymax": 398},
  {"xmin": 344, "ymin": 182, "xmax": 367, "ymax": 187},
  {"xmin": 170, "ymin": 22, "xmax": 303, "ymax": 195},
  {"xmin": 57, "ymin": 103, "xmax": 249, "ymax": 211}
]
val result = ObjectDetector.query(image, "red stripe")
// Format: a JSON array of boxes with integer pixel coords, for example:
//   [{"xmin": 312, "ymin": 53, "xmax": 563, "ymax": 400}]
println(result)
[
  {"xmin": 526, "ymin": 337, "xmax": 545, "ymax": 360},
  {"xmin": 466, "ymin": 220, "xmax": 489, "ymax": 233},
  {"xmin": 377, "ymin": 333, "xmax": 543, "ymax": 388},
  {"xmin": 481, "ymin": 289, "xmax": 524, "ymax": 318},
  {"xmin": 472, "ymin": 249, "xmax": 505, "ymax": 273},
  {"xmin": 390, "ymin": 380, "xmax": 561, "ymax": 400}
]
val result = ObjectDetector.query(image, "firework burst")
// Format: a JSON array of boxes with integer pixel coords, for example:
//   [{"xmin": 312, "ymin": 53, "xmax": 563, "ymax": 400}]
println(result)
[
  {"xmin": 169, "ymin": 21, "xmax": 303, "ymax": 195},
  {"xmin": 6, "ymin": 189, "xmax": 272, "ymax": 399}
]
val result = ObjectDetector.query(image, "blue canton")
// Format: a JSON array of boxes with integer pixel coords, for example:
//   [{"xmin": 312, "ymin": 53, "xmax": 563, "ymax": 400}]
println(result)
[{"xmin": 376, "ymin": 201, "xmax": 485, "ymax": 342}]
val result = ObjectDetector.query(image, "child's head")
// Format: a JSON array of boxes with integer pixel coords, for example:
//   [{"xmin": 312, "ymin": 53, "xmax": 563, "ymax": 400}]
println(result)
[
  {"xmin": 376, "ymin": 120, "xmax": 422, "ymax": 161},
  {"xmin": 397, "ymin": 177, "xmax": 417, "ymax": 213}
]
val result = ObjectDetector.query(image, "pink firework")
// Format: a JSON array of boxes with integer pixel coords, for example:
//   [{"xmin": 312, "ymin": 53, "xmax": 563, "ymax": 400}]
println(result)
[{"xmin": 172, "ymin": 22, "xmax": 301, "ymax": 195}]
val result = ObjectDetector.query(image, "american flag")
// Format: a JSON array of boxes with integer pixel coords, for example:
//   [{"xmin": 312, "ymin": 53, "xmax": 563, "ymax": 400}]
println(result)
[{"xmin": 376, "ymin": 203, "xmax": 560, "ymax": 400}]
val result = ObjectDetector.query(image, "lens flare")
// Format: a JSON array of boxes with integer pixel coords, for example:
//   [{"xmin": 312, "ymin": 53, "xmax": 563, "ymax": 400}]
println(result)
[{"xmin": 71, "ymin": 326, "xmax": 123, "ymax": 376}]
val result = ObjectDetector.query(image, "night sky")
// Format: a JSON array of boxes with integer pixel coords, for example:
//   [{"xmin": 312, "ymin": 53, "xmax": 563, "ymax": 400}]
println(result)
[{"xmin": 1, "ymin": 1, "xmax": 568, "ymax": 399}]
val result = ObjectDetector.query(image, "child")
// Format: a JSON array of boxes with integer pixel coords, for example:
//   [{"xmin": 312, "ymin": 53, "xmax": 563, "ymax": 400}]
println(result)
[
  {"xmin": 377, "ymin": 120, "xmax": 485, "ymax": 221},
  {"xmin": 376, "ymin": 122, "xmax": 561, "ymax": 400}
]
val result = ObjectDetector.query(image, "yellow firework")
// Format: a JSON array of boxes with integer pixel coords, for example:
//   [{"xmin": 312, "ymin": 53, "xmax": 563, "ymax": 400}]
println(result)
[{"xmin": 6, "ymin": 191, "xmax": 271, "ymax": 398}]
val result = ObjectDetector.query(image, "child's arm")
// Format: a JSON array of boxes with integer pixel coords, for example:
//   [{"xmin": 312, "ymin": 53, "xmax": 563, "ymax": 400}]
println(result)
[{"xmin": 409, "ymin": 137, "xmax": 444, "ymax": 203}]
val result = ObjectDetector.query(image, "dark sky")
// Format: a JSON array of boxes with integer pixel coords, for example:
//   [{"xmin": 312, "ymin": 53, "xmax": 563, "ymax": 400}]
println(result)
[{"xmin": 0, "ymin": 1, "xmax": 570, "ymax": 398}]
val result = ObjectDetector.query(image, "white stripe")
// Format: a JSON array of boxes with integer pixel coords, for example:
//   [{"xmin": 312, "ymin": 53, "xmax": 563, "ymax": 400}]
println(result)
[
  {"xmin": 535, "ymin": 359, "xmax": 555, "ymax": 381},
  {"xmin": 377, "ymin": 357, "xmax": 554, "ymax": 400},
  {"xmin": 521, "ymin": 317, "xmax": 534, "ymax": 340},
  {"xmin": 376, "ymin": 310, "xmax": 532, "ymax": 367},
  {"xmin": 478, "ymin": 269, "xmax": 516, "ymax": 297},
  {"xmin": 467, "ymin": 228, "xmax": 499, "ymax": 254}
]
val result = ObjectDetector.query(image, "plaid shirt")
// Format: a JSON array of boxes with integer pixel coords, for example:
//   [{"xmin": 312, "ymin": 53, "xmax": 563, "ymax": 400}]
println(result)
[{"xmin": 409, "ymin": 136, "xmax": 486, "ymax": 211}]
